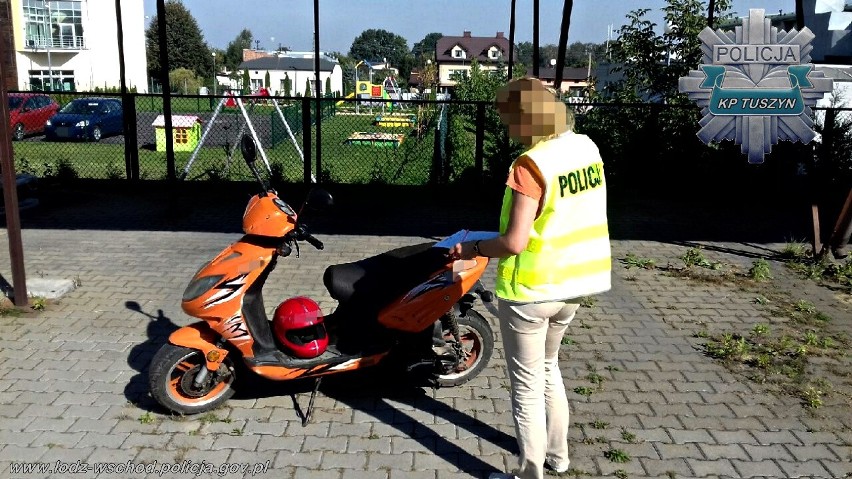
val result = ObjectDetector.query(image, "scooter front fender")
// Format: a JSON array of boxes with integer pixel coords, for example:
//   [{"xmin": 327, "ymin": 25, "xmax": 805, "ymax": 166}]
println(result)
[{"xmin": 169, "ymin": 322, "xmax": 230, "ymax": 371}]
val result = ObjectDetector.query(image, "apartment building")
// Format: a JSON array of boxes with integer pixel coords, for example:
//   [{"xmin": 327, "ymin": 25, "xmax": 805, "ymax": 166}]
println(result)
[{"xmin": 5, "ymin": 0, "xmax": 147, "ymax": 92}]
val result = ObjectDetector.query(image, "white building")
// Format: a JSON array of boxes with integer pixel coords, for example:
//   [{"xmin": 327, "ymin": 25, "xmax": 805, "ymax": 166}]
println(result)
[
  {"xmin": 237, "ymin": 52, "xmax": 342, "ymax": 97},
  {"xmin": 9, "ymin": 0, "xmax": 148, "ymax": 92}
]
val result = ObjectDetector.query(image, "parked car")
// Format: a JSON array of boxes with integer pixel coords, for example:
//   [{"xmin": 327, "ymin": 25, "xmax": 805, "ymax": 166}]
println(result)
[
  {"xmin": 44, "ymin": 97, "xmax": 123, "ymax": 142},
  {"xmin": 7, "ymin": 92, "xmax": 59, "ymax": 140}
]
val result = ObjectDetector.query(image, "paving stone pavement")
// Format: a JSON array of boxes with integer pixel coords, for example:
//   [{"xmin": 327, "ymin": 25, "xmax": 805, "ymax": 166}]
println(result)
[{"xmin": 0, "ymin": 184, "xmax": 849, "ymax": 479}]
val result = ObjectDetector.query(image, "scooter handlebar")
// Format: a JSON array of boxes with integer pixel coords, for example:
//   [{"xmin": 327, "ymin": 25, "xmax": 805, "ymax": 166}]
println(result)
[
  {"xmin": 294, "ymin": 224, "xmax": 324, "ymax": 250},
  {"xmin": 305, "ymin": 234, "xmax": 324, "ymax": 250}
]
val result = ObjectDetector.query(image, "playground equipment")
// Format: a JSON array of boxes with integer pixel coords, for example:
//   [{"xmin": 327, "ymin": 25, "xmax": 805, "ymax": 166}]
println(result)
[
  {"xmin": 335, "ymin": 92, "xmax": 355, "ymax": 107},
  {"xmin": 382, "ymin": 75, "xmax": 406, "ymax": 110},
  {"xmin": 344, "ymin": 131, "xmax": 405, "ymax": 148},
  {"xmin": 373, "ymin": 113, "xmax": 416, "ymax": 128},
  {"xmin": 180, "ymin": 92, "xmax": 315, "ymax": 182},
  {"xmin": 152, "ymin": 115, "xmax": 202, "ymax": 152},
  {"xmin": 353, "ymin": 60, "xmax": 406, "ymax": 114}
]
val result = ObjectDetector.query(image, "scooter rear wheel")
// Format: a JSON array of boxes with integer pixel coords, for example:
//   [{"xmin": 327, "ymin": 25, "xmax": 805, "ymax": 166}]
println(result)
[
  {"xmin": 148, "ymin": 344, "xmax": 236, "ymax": 415},
  {"xmin": 436, "ymin": 310, "xmax": 493, "ymax": 387}
]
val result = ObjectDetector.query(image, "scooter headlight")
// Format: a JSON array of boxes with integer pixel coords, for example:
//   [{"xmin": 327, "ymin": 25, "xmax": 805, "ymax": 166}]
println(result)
[{"xmin": 182, "ymin": 275, "xmax": 224, "ymax": 301}]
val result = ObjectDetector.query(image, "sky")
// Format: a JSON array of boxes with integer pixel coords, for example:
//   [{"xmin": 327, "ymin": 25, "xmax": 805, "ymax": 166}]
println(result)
[{"xmin": 140, "ymin": 1, "xmax": 813, "ymax": 53}]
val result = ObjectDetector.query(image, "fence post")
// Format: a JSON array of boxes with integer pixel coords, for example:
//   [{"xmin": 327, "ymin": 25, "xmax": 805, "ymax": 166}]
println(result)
[
  {"xmin": 123, "ymin": 94, "xmax": 139, "ymax": 180},
  {"xmin": 315, "ymin": 98, "xmax": 322, "ymax": 183},
  {"xmin": 432, "ymin": 121, "xmax": 442, "ymax": 184},
  {"xmin": 301, "ymin": 97, "xmax": 312, "ymax": 184},
  {"xmin": 823, "ymin": 108, "xmax": 837, "ymax": 159},
  {"xmin": 475, "ymin": 102, "xmax": 485, "ymax": 183}
]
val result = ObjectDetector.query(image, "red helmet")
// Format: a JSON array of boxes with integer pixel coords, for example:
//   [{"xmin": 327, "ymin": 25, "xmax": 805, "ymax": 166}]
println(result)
[{"xmin": 273, "ymin": 297, "xmax": 328, "ymax": 359}]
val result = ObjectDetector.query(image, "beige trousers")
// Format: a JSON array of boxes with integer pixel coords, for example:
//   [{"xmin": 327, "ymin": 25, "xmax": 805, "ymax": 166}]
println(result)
[{"xmin": 498, "ymin": 299, "xmax": 580, "ymax": 479}]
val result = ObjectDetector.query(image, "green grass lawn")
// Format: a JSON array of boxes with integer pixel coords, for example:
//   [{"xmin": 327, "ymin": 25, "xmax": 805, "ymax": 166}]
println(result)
[
  {"xmin": 273, "ymin": 112, "xmax": 437, "ymax": 185},
  {"xmin": 12, "ymin": 109, "xmax": 445, "ymax": 186}
]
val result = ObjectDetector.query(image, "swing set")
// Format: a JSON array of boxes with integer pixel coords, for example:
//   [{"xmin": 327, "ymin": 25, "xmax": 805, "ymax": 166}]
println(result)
[{"xmin": 179, "ymin": 92, "xmax": 315, "ymax": 183}]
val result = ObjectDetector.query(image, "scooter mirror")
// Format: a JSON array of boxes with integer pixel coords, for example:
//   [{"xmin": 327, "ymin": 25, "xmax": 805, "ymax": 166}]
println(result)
[
  {"xmin": 305, "ymin": 188, "xmax": 334, "ymax": 210},
  {"xmin": 240, "ymin": 134, "xmax": 257, "ymax": 165}
]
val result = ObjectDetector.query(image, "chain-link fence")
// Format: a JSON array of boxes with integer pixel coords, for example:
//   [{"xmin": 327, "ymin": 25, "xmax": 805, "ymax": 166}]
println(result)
[{"xmin": 8, "ymin": 91, "xmax": 852, "ymax": 190}]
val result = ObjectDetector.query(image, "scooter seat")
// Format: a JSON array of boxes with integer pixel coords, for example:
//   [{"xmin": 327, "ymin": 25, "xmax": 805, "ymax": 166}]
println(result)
[{"xmin": 323, "ymin": 242, "xmax": 447, "ymax": 310}]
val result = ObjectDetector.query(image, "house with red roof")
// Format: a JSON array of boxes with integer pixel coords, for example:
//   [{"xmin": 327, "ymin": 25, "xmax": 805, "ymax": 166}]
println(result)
[{"xmin": 435, "ymin": 31, "xmax": 512, "ymax": 89}]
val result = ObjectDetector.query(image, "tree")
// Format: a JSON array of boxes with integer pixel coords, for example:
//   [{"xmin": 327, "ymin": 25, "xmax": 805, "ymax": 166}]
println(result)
[
  {"xmin": 329, "ymin": 51, "xmax": 355, "ymax": 96},
  {"xmin": 515, "ymin": 41, "xmax": 607, "ymax": 73},
  {"xmin": 419, "ymin": 59, "xmax": 438, "ymax": 98},
  {"xmin": 283, "ymin": 73, "xmax": 292, "ymax": 97},
  {"xmin": 349, "ymin": 29, "xmax": 413, "ymax": 81},
  {"xmin": 607, "ymin": 0, "xmax": 732, "ymax": 102},
  {"xmin": 325, "ymin": 77, "xmax": 332, "ymax": 97},
  {"xmin": 242, "ymin": 69, "xmax": 250, "ymax": 94},
  {"xmin": 169, "ymin": 68, "xmax": 201, "ymax": 94},
  {"xmin": 224, "ymin": 29, "xmax": 253, "ymax": 73},
  {"xmin": 581, "ymin": 0, "xmax": 735, "ymax": 186},
  {"xmin": 145, "ymin": 0, "xmax": 212, "ymax": 81},
  {"xmin": 412, "ymin": 32, "xmax": 442, "ymax": 66},
  {"xmin": 304, "ymin": 78, "xmax": 312, "ymax": 97},
  {"xmin": 264, "ymin": 70, "xmax": 270, "ymax": 88},
  {"xmin": 449, "ymin": 60, "xmax": 525, "ymax": 183}
]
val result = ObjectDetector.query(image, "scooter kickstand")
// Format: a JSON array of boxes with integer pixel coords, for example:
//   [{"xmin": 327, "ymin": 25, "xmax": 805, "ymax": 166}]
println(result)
[{"xmin": 301, "ymin": 377, "xmax": 322, "ymax": 427}]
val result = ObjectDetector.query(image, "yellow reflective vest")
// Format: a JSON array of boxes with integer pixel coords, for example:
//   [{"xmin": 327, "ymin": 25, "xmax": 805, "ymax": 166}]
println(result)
[{"xmin": 496, "ymin": 132, "xmax": 612, "ymax": 303}]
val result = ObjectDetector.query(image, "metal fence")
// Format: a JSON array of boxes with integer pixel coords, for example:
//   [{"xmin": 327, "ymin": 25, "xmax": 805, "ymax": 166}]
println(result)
[{"xmin": 8, "ymin": 91, "xmax": 852, "ymax": 190}]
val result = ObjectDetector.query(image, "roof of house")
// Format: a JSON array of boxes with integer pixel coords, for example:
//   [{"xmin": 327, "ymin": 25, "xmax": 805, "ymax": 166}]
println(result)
[
  {"xmin": 526, "ymin": 66, "xmax": 590, "ymax": 82},
  {"xmin": 238, "ymin": 57, "xmax": 338, "ymax": 72},
  {"xmin": 152, "ymin": 115, "xmax": 202, "ymax": 128},
  {"xmin": 814, "ymin": 64, "xmax": 852, "ymax": 82},
  {"xmin": 436, "ymin": 32, "xmax": 511, "ymax": 63}
]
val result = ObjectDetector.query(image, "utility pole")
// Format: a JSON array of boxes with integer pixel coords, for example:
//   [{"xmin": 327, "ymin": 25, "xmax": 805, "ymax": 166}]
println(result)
[
  {"xmin": 533, "ymin": 0, "xmax": 539, "ymax": 77},
  {"xmin": 554, "ymin": 0, "xmax": 573, "ymax": 90},
  {"xmin": 586, "ymin": 50, "xmax": 592, "ymax": 82},
  {"xmin": 45, "ymin": 1, "xmax": 53, "ymax": 90},
  {"xmin": 508, "ymin": 0, "xmax": 516, "ymax": 79},
  {"xmin": 707, "ymin": 0, "xmax": 716, "ymax": 27},
  {"xmin": 313, "ymin": 0, "xmax": 321, "ymax": 183},
  {"xmin": 0, "ymin": 23, "xmax": 28, "ymax": 306},
  {"xmin": 795, "ymin": 0, "xmax": 804, "ymax": 30}
]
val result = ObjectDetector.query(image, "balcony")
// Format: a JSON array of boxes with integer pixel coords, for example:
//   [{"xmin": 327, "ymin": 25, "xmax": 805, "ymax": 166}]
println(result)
[{"xmin": 25, "ymin": 35, "xmax": 86, "ymax": 51}]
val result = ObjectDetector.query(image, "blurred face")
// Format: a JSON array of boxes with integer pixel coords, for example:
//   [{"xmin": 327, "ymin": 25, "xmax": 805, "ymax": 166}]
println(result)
[{"xmin": 496, "ymin": 78, "xmax": 567, "ymax": 146}]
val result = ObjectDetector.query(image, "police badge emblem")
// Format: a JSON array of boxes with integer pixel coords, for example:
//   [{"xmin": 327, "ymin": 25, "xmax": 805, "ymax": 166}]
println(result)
[{"xmin": 678, "ymin": 9, "xmax": 834, "ymax": 163}]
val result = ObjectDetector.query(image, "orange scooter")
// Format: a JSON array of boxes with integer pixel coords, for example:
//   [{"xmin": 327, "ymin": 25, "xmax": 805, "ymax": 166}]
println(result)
[{"xmin": 148, "ymin": 135, "xmax": 495, "ymax": 419}]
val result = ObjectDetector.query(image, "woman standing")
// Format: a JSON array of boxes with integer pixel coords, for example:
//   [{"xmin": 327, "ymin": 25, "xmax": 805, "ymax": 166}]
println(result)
[{"xmin": 450, "ymin": 77, "xmax": 611, "ymax": 479}]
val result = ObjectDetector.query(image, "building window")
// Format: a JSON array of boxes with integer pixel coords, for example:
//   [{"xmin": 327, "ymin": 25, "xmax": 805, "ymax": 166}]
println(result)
[
  {"xmin": 28, "ymin": 69, "xmax": 74, "ymax": 91},
  {"xmin": 448, "ymin": 69, "xmax": 467, "ymax": 81},
  {"xmin": 452, "ymin": 47, "xmax": 465, "ymax": 59},
  {"xmin": 489, "ymin": 48, "xmax": 500, "ymax": 60},
  {"xmin": 23, "ymin": 0, "xmax": 85, "ymax": 49},
  {"xmin": 175, "ymin": 129, "xmax": 188, "ymax": 144}
]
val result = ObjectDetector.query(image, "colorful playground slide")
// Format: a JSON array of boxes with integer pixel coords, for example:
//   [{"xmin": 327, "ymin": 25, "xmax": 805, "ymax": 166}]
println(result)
[{"xmin": 336, "ymin": 92, "xmax": 355, "ymax": 107}]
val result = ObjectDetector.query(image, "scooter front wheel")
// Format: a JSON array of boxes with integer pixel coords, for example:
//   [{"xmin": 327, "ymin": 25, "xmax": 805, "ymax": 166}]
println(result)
[
  {"xmin": 436, "ymin": 310, "xmax": 494, "ymax": 387},
  {"xmin": 148, "ymin": 344, "xmax": 236, "ymax": 415}
]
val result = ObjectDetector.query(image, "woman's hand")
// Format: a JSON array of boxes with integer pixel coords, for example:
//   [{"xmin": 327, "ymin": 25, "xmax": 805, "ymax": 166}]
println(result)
[{"xmin": 448, "ymin": 241, "xmax": 477, "ymax": 260}]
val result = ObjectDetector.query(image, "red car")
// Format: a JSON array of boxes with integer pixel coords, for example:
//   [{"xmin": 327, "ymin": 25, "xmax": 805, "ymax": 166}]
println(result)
[{"xmin": 8, "ymin": 92, "xmax": 60, "ymax": 140}]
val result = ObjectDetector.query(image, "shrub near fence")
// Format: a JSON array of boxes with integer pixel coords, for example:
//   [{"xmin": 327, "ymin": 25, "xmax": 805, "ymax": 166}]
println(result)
[{"xmin": 8, "ymin": 91, "xmax": 851, "ymax": 193}]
